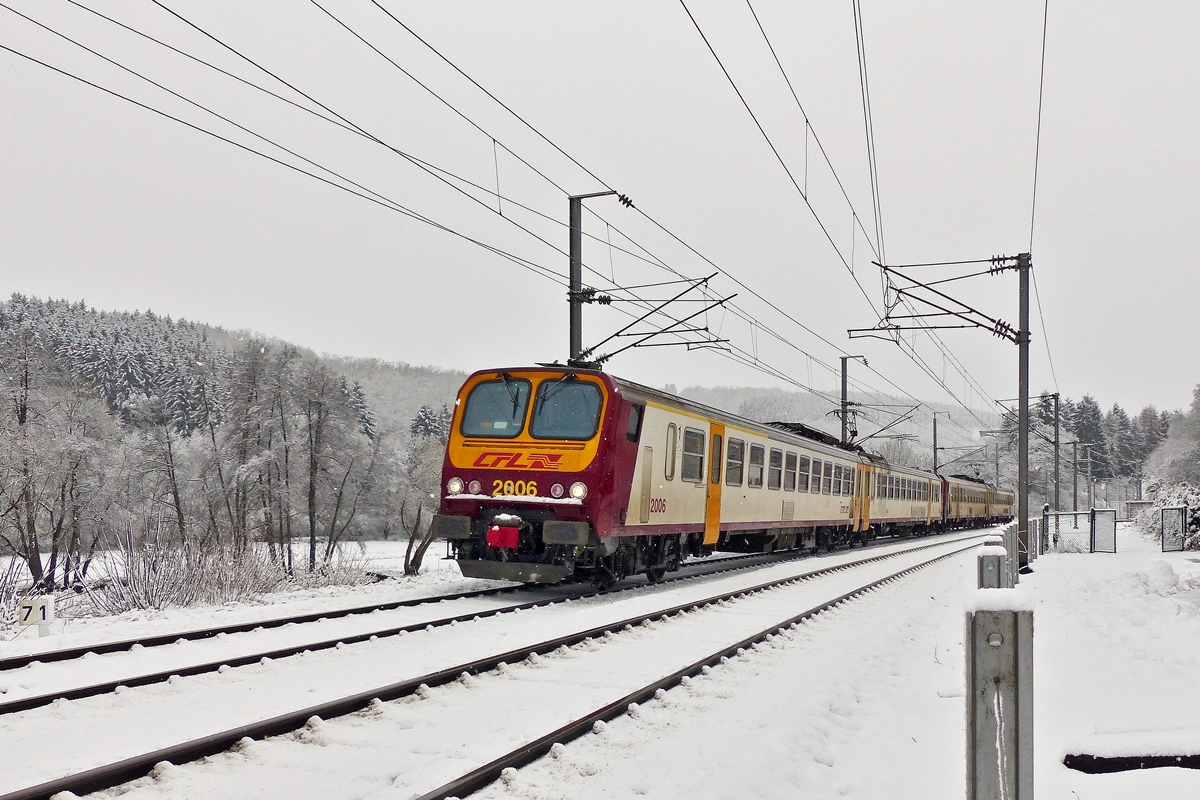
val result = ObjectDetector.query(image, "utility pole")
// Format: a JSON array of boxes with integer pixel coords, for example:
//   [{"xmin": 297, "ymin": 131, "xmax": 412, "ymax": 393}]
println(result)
[
  {"xmin": 1084, "ymin": 444, "xmax": 1094, "ymax": 509},
  {"xmin": 995, "ymin": 442, "xmax": 1000, "ymax": 487},
  {"xmin": 568, "ymin": 191, "xmax": 619, "ymax": 364},
  {"xmin": 1072, "ymin": 441, "xmax": 1078, "ymax": 514},
  {"xmin": 839, "ymin": 356, "xmax": 866, "ymax": 446},
  {"xmin": 1053, "ymin": 392, "xmax": 1060, "ymax": 512},
  {"xmin": 1017, "ymin": 253, "xmax": 1031, "ymax": 571},
  {"xmin": 933, "ymin": 414, "xmax": 939, "ymax": 473}
]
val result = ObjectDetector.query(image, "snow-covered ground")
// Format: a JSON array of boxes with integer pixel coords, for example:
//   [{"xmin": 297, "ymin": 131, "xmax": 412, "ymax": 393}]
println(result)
[
  {"xmin": 0, "ymin": 545, "xmax": 508, "ymax": 661},
  {"xmin": 475, "ymin": 522, "xmax": 1200, "ymax": 799},
  {"xmin": 0, "ymin": 533, "xmax": 978, "ymax": 796},
  {"xmin": 6, "ymin": 526, "xmax": 1197, "ymax": 798}
]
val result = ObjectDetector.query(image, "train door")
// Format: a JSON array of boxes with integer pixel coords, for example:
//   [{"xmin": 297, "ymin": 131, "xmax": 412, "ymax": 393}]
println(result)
[
  {"xmin": 854, "ymin": 464, "xmax": 871, "ymax": 532},
  {"xmin": 638, "ymin": 447, "xmax": 653, "ymax": 524},
  {"xmin": 704, "ymin": 423, "xmax": 725, "ymax": 545}
]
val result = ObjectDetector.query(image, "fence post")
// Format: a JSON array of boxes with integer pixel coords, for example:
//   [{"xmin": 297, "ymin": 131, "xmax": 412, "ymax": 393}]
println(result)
[
  {"xmin": 978, "ymin": 548, "xmax": 1007, "ymax": 589},
  {"xmin": 1004, "ymin": 523, "xmax": 1019, "ymax": 586},
  {"xmin": 966, "ymin": 590, "xmax": 1034, "ymax": 800}
]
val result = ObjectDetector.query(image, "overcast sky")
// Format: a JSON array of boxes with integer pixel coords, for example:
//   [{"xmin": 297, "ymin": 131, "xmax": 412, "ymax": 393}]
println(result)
[{"xmin": 1, "ymin": 1, "xmax": 1196, "ymax": 446}]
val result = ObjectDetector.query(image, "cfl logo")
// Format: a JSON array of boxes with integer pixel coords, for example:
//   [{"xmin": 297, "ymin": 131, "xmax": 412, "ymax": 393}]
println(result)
[{"xmin": 473, "ymin": 452, "xmax": 564, "ymax": 470}]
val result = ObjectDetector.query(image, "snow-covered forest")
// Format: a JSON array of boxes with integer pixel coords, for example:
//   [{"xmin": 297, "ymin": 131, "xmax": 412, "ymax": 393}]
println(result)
[{"xmin": 0, "ymin": 294, "xmax": 463, "ymax": 596}]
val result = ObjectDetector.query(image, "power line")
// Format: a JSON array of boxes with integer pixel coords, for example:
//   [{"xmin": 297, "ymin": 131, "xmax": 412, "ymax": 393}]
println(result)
[
  {"xmin": 1029, "ymin": 0, "xmax": 1050, "ymax": 252},
  {"xmin": 0, "ymin": 37, "xmax": 566, "ymax": 287},
  {"xmin": 678, "ymin": 0, "xmax": 882, "ymax": 317},
  {"xmin": 22, "ymin": 3, "xmax": 997, "ymax": 444},
  {"xmin": 851, "ymin": 0, "xmax": 885, "ymax": 263}
]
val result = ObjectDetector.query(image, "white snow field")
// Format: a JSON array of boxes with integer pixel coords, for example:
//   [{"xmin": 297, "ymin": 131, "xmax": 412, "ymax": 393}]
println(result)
[
  {"xmin": 4, "ymin": 525, "xmax": 1196, "ymax": 799},
  {"xmin": 0, "ymin": 533, "xmax": 979, "ymax": 797}
]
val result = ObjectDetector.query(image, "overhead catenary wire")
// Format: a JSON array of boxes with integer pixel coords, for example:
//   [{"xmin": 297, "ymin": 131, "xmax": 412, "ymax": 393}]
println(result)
[
  {"xmin": 345, "ymin": 0, "xmax": 994, "ymax": 440},
  {"xmin": 678, "ymin": 0, "xmax": 882, "ymax": 318},
  {"xmin": 22, "ymin": 3, "xmax": 991, "ymax": 447}
]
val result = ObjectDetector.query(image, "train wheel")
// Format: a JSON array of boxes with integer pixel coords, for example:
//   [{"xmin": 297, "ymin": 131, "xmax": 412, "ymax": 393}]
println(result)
[{"xmin": 646, "ymin": 566, "xmax": 666, "ymax": 584}]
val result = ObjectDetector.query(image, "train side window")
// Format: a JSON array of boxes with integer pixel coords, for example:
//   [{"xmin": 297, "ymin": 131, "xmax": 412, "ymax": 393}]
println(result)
[
  {"xmin": 784, "ymin": 452, "xmax": 798, "ymax": 491},
  {"xmin": 748, "ymin": 445, "xmax": 765, "ymax": 488},
  {"xmin": 664, "ymin": 424, "xmax": 677, "ymax": 481},
  {"xmin": 711, "ymin": 434, "xmax": 723, "ymax": 484},
  {"xmin": 626, "ymin": 404, "xmax": 644, "ymax": 443},
  {"xmin": 889, "ymin": 475, "xmax": 895, "ymax": 499},
  {"xmin": 811, "ymin": 459, "xmax": 822, "ymax": 493},
  {"xmin": 726, "ymin": 439, "xmax": 745, "ymax": 486},
  {"xmin": 843, "ymin": 467, "xmax": 852, "ymax": 496},
  {"xmin": 797, "ymin": 455, "xmax": 810, "ymax": 492},
  {"xmin": 832, "ymin": 464, "xmax": 842, "ymax": 496},
  {"xmin": 682, "ymin": 428, "xmax": 706, "ymax": 483},
  {"xmin": 768, "ymin": 448, "xmax": 783, "ymax": 490},
  {"xmin": 822, "ymin": 461, "xmax": 833, "ymax": 494}
]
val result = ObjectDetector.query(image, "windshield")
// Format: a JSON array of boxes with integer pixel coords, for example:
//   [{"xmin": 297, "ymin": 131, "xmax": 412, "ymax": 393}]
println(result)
[
  {"xmin": 460, "ymin": 378, "xmax": 532, "ymax": 438},
  {"xmin": 530, "ymin": 379, "xmax": 603, "ymax": 440}
]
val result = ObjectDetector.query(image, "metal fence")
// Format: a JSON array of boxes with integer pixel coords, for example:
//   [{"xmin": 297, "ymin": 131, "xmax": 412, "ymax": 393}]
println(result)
[
  {"xmin": 1090, "ymin": 508, "xmax": 1117, "ymax": 553},
  {"xmin": 1162, "ymin": 506, "xmax": 1186, "ymax": 553}
]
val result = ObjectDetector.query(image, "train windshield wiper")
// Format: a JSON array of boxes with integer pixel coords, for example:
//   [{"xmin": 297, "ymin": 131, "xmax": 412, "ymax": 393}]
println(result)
[
  {"xmin": 537, "ymin": 372, "xmax": 577, "ymax": 412},
  {"xmin": 498, "ymin": 372, "xmax": 520, "ymax": 416}
]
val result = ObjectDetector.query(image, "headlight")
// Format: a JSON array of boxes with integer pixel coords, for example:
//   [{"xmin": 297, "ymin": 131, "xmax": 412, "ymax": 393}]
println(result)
[
  {"xmin": 569, "ymin": 481, "xmax": 588, "ymax": 500},
  {"xmin": 467, "ymin": 480, "xmax": 482, "ymax": 495},
  {"xmin": 447, "ymin": 477, "xmax": 464, "ymax": 495},
  {"xmin": 550, "ymin": 483, "xmax": 565, "ymax": 499}
]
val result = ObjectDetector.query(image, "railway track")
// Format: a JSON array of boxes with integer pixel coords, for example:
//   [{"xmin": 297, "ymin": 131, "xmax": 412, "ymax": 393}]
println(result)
[
  {"xmin": 0, "ymin": 549, "xmax": 789, "ymax": 673},
  {"xmin": 0, "ymin": 531, "xmax": 989, "ymax": 800},
  {"xmin": 0, "ymin": 533, "xmax": 953, "ymax": 715}
]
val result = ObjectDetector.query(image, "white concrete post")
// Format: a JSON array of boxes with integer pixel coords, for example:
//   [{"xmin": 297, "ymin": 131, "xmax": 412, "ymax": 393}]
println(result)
[
  {"xmin": 978, "ymin": 548, "xmax": 1008, "ymax": 589},
  {"xmin": 966, "ymin": 590, "xmax": 1034, "ymax": 800}
]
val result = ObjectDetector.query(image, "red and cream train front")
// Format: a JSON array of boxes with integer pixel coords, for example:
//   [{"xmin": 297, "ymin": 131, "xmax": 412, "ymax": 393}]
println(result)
[{"xmin": 432, "ymin": 367, "xmax": 1012, "ymax": 587}]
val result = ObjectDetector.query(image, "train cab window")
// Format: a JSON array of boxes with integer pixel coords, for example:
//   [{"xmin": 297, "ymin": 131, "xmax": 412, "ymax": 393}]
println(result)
[
  {"xmin": 784, "ymin": 452, "xmax": 798, "ymax": 491},
  {"xmin": 843, "ymin": 468, "xmax": 853, "ymax": 496},
  {"xmin": 460, "ymin": 377, "xmax": 532, "ymax": 438},
  {"xmin": 768, "ymin": 448, "xmax": 783, "ymax": 490},
  {"xmin": 797, "ymin": 456, "xmax": 811, "ymax": 492},
  {"xmin": 711, "ymin": 435, "xmax": 723, "ymax": 485},
  {"xmin": 664, "ymin": 424, "xmax": 677, "ymax": 481},
  {"xmin": 832, "ymin": 464, "xmax": 842, "ymax": 496},
  {"xmin": 748, "ymin": 445, "xmax": 765, "ymax": 488},
  {"xmin": 726, "ymin": 439, "xmax": 745, "ymax": 486},
  {"xmin": 682, "ymin": 428, "xmax": 706, "ymax": 483},
  {"xmin": 822, "ymin": 461, "xmax": 834, "ymax": 494},
  {"xmin": 530, "ymin": 378, "xmax": 603, "ymax": 440},
  {"xmin": 626, "ymin": 404, "xmax": 644, "ymax": 443}
]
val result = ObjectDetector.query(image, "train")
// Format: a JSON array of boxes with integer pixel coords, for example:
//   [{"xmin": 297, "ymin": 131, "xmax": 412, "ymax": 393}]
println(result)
[{"xmin": 432, "ymin": 366, "xmax": 1014, "ymax": 587}]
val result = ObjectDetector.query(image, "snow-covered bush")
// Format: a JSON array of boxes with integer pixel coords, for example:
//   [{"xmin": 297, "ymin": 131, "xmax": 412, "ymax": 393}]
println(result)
[
  {"xmin": 1134, "ymin": 481, "xmax": 1200, "ymax": 550},
  {"xmin": 85, "ymin": 529, "xmax": 373, "ymax": 614}
]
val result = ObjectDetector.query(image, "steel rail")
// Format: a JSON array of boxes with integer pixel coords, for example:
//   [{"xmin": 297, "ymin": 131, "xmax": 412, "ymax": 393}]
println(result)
[
  {"xmin": 416, "ymin": 539, "xmax": 981, "ymax": 800},
  {"xmin": 0, "ymin": 535, "xmax": 986, "ymax": 800},
  {"xmin": 0, "ymin": 546, "xmax": 832, "ymax": 714},
  {"xmin": 0, "ymin": 533, "xmax": 972, "ymax": 716},
  {"xmin": 0, "ymin": 549, "xmax": 783, "ymax": 672}
]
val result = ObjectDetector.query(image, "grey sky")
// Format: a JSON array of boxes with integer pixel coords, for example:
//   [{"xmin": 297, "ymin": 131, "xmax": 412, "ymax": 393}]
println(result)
[{"xmin": 1, "ymin": 1, "xmax": 1196, "ymax": 445}]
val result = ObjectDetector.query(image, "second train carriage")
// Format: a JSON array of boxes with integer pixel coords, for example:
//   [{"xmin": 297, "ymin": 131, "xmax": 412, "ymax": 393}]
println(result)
[{"xmin": 432, "ymin": 366, "xmax": 1013, "ymax": 586}]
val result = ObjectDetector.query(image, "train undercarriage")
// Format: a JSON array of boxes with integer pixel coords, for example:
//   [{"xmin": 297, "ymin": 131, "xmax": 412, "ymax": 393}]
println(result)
[{"xmin": 447, "ymin": 507, "xmax": 1008, "ymax": 589}]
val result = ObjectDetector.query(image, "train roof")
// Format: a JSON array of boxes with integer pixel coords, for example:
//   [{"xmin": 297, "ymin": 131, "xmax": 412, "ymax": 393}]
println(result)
[{"xmin": 474, "ymin": 366, "xmax": 942, "ymax": 478}]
